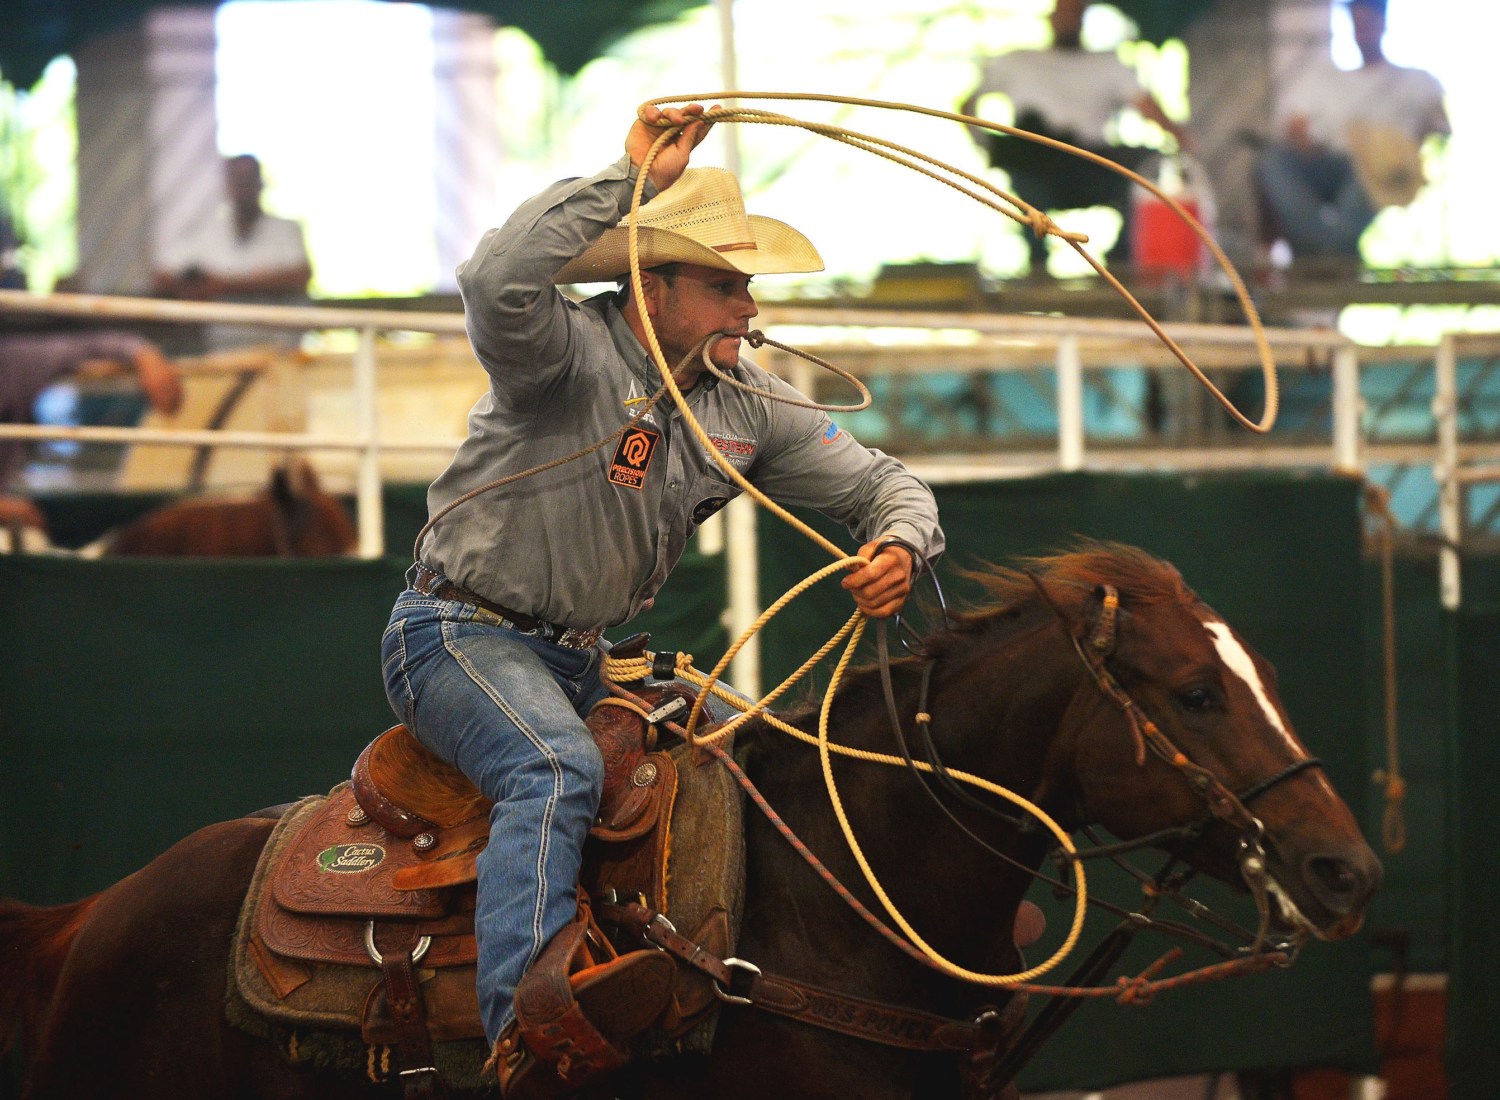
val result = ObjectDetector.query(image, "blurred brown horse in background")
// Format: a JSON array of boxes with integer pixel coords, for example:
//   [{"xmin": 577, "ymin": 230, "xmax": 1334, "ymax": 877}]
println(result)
[
  {"xmin": 1, "ymin": 457, "xmax": 355, "ymax": 557},
  {"xmin": 102, "ymin": 456, "xmax": 356, "ymax": 557}
]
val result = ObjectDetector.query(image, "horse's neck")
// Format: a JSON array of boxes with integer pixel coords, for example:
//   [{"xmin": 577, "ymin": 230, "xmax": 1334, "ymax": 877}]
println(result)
[
  {"xmin": 734, "ymin": 614, "xmax": 1078, "ymax": 992},
  {"xmin": 742, "ymin": 608, "xmax": 1079, "ymax": 826}
]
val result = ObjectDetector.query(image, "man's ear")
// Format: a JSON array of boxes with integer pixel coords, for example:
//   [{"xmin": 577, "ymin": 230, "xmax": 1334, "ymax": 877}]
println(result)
[{"xmin": 637, "ymin": 270, "xmax": 664, "ymax": 318}]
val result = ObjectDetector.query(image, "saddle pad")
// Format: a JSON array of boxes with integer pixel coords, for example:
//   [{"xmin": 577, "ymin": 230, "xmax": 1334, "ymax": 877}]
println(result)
[
  {"xmin": 661, "ymin": 737, "xmax": 745, "ymax": 955},
  {"xmin": 633, "ymin": 735, "xmax": 747, "ymax": 1055}
]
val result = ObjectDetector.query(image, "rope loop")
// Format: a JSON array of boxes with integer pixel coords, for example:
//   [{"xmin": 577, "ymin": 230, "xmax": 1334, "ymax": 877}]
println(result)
[
  {"xmin": 468, "ymin": 91, "xmax": 1291, "ymax": 989},
  {"xmin": 697, "ymin": 329, "xmax": 873, "ymax": 413},
  {"xmin": 642, "ymin": 91, "xmax": 1280, "ymax": 434}
]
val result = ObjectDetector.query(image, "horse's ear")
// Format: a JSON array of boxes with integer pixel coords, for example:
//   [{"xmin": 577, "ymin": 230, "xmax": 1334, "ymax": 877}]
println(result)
[{"xmin": 271, "ymin": 457, "xmax": 320, "ymax": 503}]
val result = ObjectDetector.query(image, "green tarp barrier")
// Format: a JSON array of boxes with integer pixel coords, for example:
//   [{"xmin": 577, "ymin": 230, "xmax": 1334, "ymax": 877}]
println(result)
[
  {"xmin": 2, "ymin": 472, "xmax": 1377, "ymax": 1089},
  {"xmin": 1448, "ymin": 606, "xmax": 1500, "ymax": 1096}
]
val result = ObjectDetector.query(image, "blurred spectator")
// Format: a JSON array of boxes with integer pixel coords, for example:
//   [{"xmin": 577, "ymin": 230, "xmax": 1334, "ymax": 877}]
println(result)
[
  {"xmin": 0, "ymin": 331, "xmax": 183, "ymax": 539},
  {"xmin": 154, "ymin": 153, "xmax": 312, "ymax": 349},
  {"xmin": 961, "ymin": 0, "xmax": 1191, "ymax": 276},
  {"xmin": 1256, "ymin": 0, "xmax": 1449, "ymax": 266}
]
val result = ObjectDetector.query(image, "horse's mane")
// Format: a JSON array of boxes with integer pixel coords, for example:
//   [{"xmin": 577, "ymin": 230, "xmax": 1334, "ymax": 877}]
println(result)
[
  {"xmin": 951, "ymin": 539, "xmax": 1195, "ymax": 625},
  {"xmin": 757, "ymin": 540, "xmax": 1193, "ymax": 732}
]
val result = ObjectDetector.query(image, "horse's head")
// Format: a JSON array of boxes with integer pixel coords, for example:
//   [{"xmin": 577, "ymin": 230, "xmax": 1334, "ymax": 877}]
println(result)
[
  {"xmin": 268, "ymin": 458, "xmax": 358, "ymax": 557},
  {"xmin": 949, "ymin": 542, "xmax": 1380, "ymax": 944}
]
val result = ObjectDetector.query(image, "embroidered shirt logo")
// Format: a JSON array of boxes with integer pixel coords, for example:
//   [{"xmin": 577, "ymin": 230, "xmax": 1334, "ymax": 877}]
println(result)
[
  {"xmin": 316, "ymin": 843, "xmax": 385, "ymax": 873},
  {"xmin": 707, "ymin": 434, "xmax": 757, "ymax": 467},
  {"xmin": 820, "ymin": 420, "xmax": 845, "ymax": 445},
  {"xmin": 609, "ymin": 427, "xmax": 660, "ymax": 489},
  {"xmin": 622, "ymin": 380, "xmax": 658, "ymax": 426},
  {"xmin": 692, "ymin": 495, "xmax": 732, "ymax": 526}
]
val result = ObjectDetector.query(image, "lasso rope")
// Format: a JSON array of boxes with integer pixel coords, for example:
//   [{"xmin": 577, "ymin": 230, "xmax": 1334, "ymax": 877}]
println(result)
[
  {"xmin": 412, "ymin": 94, "xmax": 1288, "ymax": 989},
  {"xmin": 618, "ymin": 91, "xmax": 1287, "ymax": 985},
  {"xmin": 605, "ymin": 641, "xmax": 1089, "ymax": 987}
]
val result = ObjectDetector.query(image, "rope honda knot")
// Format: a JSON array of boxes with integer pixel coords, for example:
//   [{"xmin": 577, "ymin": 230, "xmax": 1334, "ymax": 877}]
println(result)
[{"xmin": 1114, "ymin": 974, "xmax": 1154, "ymax": 1006}]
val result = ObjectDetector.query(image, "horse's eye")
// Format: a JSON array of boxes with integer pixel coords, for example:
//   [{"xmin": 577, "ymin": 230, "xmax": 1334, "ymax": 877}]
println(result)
[{"xmin": 1177, "ymin": 687, "xmax": 1213, "ymax": 712}]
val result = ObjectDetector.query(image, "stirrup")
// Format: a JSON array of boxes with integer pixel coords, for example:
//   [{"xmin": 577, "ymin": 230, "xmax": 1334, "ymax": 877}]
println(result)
[{"xmin": 510, "ymin": 919, "xmax": 677, "ymax": 1094}]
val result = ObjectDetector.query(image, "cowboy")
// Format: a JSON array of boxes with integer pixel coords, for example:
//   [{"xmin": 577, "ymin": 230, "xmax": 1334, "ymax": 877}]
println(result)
[{"xmin": 380, "ymin": 103, "xmax": 945, "ymax": 1095}]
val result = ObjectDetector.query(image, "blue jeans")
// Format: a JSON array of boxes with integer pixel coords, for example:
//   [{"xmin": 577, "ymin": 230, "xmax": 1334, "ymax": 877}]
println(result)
[
  {"xmin": 1256, "ymin": 142, "xmax": 1375, "ymax": 259},
  {"xmin": 381, "ymin": 583, "xmax": 608, "ymax": 1043}
]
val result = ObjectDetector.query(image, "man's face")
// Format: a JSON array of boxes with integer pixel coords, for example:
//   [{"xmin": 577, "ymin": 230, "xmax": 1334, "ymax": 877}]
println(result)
[{"xmin": 641, "ymin": 263, "xmax": 759, "ymax": 375}]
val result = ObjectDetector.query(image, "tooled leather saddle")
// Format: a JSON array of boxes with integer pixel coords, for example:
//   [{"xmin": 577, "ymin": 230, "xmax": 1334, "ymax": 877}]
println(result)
[{"xmin": 233, "ymin": 646, "xmax": 734, "ymax": 1098}]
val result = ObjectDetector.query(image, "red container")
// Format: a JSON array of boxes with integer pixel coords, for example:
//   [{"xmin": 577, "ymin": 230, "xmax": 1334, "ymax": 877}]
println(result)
[{"xmin": 1133, "ymin": 192, "xmax": 1204, "ymax": 276}]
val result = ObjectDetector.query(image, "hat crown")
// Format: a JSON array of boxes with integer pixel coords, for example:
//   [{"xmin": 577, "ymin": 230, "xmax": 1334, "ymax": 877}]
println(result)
[
  {"xmin": 630, "ymin": 169, "xmax": 755, "ymax": 253},
  {"xmin": 552, "ymin": 166, "xmax": 822, "ymax": 283}
]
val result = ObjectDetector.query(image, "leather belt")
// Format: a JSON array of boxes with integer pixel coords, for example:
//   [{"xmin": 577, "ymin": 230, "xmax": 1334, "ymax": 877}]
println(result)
[{"xmin": 411, "ymin": 564, "xmax": 602, "ymax": 650}]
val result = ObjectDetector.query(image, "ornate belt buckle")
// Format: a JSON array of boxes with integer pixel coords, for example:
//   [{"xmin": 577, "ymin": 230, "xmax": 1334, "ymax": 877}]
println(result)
[{"xmin": 556, "ymin": 626, "xmax": 602, "ymax": 650}]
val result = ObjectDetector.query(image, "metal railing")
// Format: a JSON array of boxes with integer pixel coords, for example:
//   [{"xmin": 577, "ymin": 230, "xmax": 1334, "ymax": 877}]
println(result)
[
  {"xmin": 1, "ymin": 289, "xmax": 466, "ymax": 558},
  {"xmin": 8, "ymin": 288, "xmax": 1500, "ymax": 687},
  {"xmin": 6, "ymin": 288, "xmax": 1500, "ymax": 611}
]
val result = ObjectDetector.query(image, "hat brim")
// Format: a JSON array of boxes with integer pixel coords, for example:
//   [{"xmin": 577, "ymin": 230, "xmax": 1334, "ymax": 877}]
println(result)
[{"xmin": 554, "ymin": 216, "xmax": 824, "ymax": 284}]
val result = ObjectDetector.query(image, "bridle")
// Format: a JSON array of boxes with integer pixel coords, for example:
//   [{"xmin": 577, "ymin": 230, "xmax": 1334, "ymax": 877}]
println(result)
[
  {"xmin": 1060, "ymin": 583, "xmax": 1325, "ymax": 939},
  {"xmin": 877, "ymin": 576, "xmax": 1327, "ymax": 965},
  {"xmin": 597, "ymin": 576, "xmax": 1328, "ymax": 1098}
]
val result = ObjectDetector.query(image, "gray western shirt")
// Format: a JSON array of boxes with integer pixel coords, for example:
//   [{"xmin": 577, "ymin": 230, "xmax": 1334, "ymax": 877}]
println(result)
[{"xmin": 419, "ymin": 156, "xmax": 945, "ymax": 631}]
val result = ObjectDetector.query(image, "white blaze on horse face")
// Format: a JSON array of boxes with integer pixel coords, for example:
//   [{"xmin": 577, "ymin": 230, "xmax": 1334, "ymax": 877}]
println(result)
[{"xmin": 1203, "ymin": 619, "xmax": 1300, "ymax": 753}]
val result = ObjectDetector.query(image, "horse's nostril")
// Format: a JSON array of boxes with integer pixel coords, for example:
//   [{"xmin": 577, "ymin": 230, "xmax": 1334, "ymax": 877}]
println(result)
[
  {"xmin": 1310, "ymin": 857, "xmax": 1359, "ymax": 895},
  {"xmin": 1304, "ymin": 854, "xmax": 1373, "ymax": 916}
]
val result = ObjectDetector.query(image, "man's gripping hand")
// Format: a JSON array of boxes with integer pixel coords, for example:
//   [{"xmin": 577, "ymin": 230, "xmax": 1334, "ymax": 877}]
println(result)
[
  {"xmin": 842, "ymin": 539, "xmax": 916, "ymax": 620},
  {"xmin": 627, "ymin": 103, "xmax": 715, "ymax": 192}
]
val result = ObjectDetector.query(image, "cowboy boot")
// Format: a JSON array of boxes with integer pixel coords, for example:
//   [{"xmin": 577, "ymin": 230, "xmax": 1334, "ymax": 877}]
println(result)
[{"xmin": 500, "ymin": 923, "xmax": 677, "ymax": 1098}]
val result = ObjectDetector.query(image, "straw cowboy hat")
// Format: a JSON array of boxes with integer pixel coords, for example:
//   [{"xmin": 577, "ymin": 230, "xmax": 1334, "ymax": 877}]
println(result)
[{"xmin": 554, "ymin": 167, "xmax": 823, "ymax": 284}]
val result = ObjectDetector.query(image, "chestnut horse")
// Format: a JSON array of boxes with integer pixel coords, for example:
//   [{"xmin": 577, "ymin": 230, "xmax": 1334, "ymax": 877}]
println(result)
[
  {"xmin": 1, "ymin": 458, "xmax": 355, "ymax": 557},
  {"xmin": 0, "ymin": 544, "xmax": 1380, "ymax": 1099}
]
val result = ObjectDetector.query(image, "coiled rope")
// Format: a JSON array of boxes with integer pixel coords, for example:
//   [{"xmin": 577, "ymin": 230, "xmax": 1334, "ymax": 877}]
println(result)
[{"xmin": 604, "ymin": 640, "xmax": 1088, "ymax": 987}]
